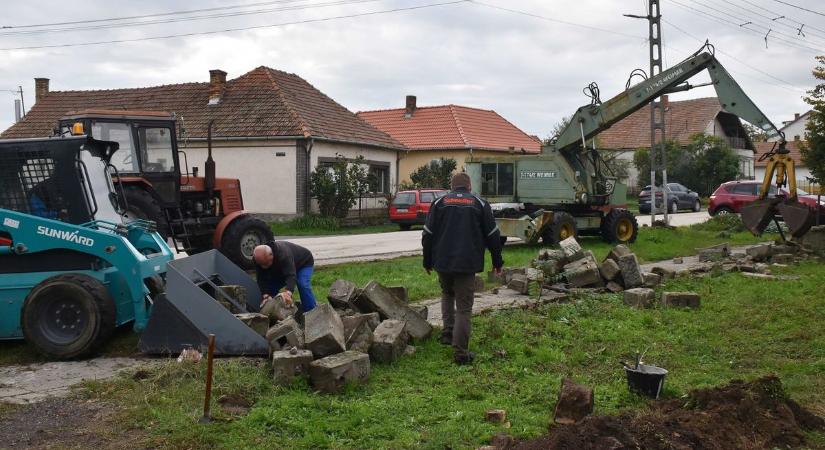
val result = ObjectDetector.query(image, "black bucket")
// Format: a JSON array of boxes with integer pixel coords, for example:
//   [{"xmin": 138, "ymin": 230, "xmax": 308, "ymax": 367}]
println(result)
[{"xmin": 625, "ymin": 364, "xmax": 668, "ymax": 399}]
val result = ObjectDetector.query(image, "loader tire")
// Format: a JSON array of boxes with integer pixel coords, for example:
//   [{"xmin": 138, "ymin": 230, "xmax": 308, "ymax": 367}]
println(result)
[
  {"xmin": 21, "ymin": 274, "xmax": 116, "ymax": 360},
  {"xmin": 601, "ymin": 208, "xmax": 638, "ymax": 244},
  {"xmin": 221, "ymin": 215, "xmax": 274, "ymax": 269},
  {"xmin": 542, "ymin": 211, "xmax": 577, "ymax": 246},
  {"xmin": 123, "ymin": 188, "xmax": 169, "ymax": 238}
]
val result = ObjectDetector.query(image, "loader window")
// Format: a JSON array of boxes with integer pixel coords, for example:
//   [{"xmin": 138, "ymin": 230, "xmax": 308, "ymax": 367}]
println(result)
[
  {"xmin": 92, "ymin": 122, "xmax": 138, "ymax": 173},
  {"xmin": 481, "ymin": 163, "xmax": 514, "ymax": 196},
  {"xmin": 138, "ymin": 127, "xmax": 175, "ymax": 172}
]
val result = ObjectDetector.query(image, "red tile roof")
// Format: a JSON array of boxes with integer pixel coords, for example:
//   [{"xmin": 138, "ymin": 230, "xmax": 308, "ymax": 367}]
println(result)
[
  {"xmin": 598, "ymin": 97, "xmax": 739, "ymax": 149},
  {"xmin": 754, "ymin": 140, "xmax": 805, "ymax": 167},
  {"xmin": 1, "ymin": 67, "xmax": 403, "ymax": 149},
  {"xmin": 357, "ymin": 104, "xmax": 541, "ymax": 153}
]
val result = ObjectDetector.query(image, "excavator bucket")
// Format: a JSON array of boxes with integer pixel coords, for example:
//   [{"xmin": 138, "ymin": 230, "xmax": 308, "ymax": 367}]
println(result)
[
  {"xmin": 138, "ymin": 250, "xmax": 269, "ymax": 356},
  {"xmin": 777, "ymin": 200, "xmax": 815, "ymax": 238},
  {"xmin": 741, "ymin": 198, "xmax": 781, "ymax": 236}
]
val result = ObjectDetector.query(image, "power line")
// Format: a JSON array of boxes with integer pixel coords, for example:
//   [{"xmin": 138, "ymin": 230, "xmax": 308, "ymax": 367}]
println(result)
[
  {"xmin": 718, "ymin": 0, "xmax": 825, "ymax": 40},
  {"xmin": 0, "ymin": 1, "xmax": 469, "ymax": 51},
  {"xmin": 0, "ymin": 0, "xmax": 310, "ymax": 29},
  {"xmin": 468, "ymin": 1, "xmax": 646, "ymax": 41},
  {"xmin": 670, "ymin": 0, "xmax": 824, "ymax": 53},
  {"xmin": 733, "ymin": 0, "xmax": 825, "ymax": 34},
  {"xmin": 772, "ymin": 0, "xmax": 825, "ymax": 18},
  {"xmin": 0, "ymin": 0, "xmax": 380, "ymax": 36}
]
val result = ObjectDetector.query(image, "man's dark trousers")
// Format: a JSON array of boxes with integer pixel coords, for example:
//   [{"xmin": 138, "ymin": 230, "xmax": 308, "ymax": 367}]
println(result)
[{"xmin": 438, "ymin": 272, "xmax": 476, "ymax": 359}]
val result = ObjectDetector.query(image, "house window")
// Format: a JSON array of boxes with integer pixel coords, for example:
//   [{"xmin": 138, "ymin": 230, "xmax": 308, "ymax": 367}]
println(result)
[
  {"xmin": 368, "ymin": 165, "xmax": 390, "ymax": 194},
  {"xmin": 481, "ymin": 163, "xmax": 514, "ymax": 196}
]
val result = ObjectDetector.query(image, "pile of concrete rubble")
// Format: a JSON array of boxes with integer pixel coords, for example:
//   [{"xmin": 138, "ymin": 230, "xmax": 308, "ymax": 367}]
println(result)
[{"xmin": 221, "ymin": 280, "xmax": 432, "ymax": 393}]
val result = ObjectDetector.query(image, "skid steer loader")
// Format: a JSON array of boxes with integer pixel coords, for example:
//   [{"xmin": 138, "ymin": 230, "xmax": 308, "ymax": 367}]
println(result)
[{"xmin": 0, "ymin": 134, "xmax": 267, "ymax": 358}]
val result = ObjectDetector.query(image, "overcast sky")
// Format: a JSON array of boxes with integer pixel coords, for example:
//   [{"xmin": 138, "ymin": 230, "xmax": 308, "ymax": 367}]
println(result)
[{"xmin": 1, "ymin": 0, "xmax": 823, "ymax": 137}]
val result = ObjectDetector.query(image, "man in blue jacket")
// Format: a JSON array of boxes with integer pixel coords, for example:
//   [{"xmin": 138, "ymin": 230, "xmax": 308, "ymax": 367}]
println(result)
[{"xmin": 422, "ymin": 173, "xmax": 504, "ymax": 365}]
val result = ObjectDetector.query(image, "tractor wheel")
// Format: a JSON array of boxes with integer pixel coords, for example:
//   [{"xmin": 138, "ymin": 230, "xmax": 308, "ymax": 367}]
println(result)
[
  {"xmin": 601, "ymin": 208, "xmax": 638, "ymax": 244},
  {"xmin": 21, "ymin": 274, "xmax": 116, "ymax": 360},
  {"xmin": 122, "ymin": 188, "xmax": 169, "ymax": 238},
  {"xmin": 542, "ymin": 211, "xmax": 577, "ymax": 246},
  {"xmin": 221, "ymin": 215, "xmax": 274, "ymax": 269}
]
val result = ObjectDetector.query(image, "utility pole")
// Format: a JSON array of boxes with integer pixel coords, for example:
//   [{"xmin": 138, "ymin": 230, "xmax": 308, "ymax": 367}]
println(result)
[{"xmin": 626, "ymin": 0, "xmax": 668, "ymax": 225}]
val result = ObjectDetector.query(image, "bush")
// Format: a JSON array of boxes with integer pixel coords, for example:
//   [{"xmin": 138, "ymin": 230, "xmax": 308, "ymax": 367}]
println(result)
[
  {"xmin": 310, "ymin": 154, "xmax": 370, "ymax": 219},
  {"xmin": 691, "ymin": 214, "xmax": 746, "ymax": 233},
  {"xmin": 401, "ymin": 158, "xmax": 457, "ymax": 190}
]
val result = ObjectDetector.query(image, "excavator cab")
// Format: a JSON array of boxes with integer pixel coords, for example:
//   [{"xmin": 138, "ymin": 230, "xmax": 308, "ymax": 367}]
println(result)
[{"xmin": 741, "ymin": 141, "xmax": 815, "ymax": 238}]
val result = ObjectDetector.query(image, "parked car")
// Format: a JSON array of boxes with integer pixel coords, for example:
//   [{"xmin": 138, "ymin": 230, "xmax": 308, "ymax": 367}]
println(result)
[
  {"xmin": 389, "ymin": 189, "xmax": 447, "ymax": 230},
  {"xmin": 638, "ymin": 182, "xmax": 701, "ymax": 214},
  {"xmin": 709, "ymin": 180, "xmax": 825, "ymax": 219}
]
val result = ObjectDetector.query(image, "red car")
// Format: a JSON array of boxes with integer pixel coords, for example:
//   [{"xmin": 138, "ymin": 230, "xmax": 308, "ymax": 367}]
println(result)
[
  {"xmin": 389, "ymin": 189, "xmax": 447, "ymax": 230},
  {"xmin": 709, "ymin": 180, "xmax": 825, "ymax": 218}
]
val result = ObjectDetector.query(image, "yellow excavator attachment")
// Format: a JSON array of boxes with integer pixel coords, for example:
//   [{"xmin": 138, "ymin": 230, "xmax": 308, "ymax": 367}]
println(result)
[{"xmin": 741, "ymin": 147, "xmax": 815, "ymax": 238}]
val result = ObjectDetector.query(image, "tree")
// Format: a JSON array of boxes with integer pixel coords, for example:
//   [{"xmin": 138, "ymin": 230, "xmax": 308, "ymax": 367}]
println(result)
[
  {"xmin": 310, "ymin": 154, "xmax": 370, "ymax": 219},
  {"xmin": 743, "ymin": 123, "xmax": 769, "ymax": 144},
  {"xmin": 402, "ymin": 157, "xmax": 457, "ymax": 190},
  {"xmin": 801, "ymin": 55, "xmax": 825, "ymax": 187}
]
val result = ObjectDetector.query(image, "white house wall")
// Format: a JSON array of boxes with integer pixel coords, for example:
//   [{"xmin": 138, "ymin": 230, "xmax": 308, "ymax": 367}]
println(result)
[
  {"xmin": 182, "ymin": 140, "xmax": 298, "ymax": 215},
  {"xmin": 311, "ymin": 141, "xmax": 398, "ymax": 210}
]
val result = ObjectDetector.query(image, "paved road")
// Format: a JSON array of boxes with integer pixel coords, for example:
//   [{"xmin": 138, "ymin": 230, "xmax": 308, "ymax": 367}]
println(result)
[{"xmin": 290, "ymin": 211, "xmax": 713, "ymax": 266}]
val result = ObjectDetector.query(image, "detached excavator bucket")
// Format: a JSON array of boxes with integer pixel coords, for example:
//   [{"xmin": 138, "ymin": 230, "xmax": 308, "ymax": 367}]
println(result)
[
  {"xmin": 138, "ymin": 250, "xmax": 269, "ymax": 356},
  {"xmin": 741, "ymin": 197, "xmax": 781, "ymax": 236},
  {"xmin": 777, "ymin": 200, "xmax": 815, "ymax": 238}
]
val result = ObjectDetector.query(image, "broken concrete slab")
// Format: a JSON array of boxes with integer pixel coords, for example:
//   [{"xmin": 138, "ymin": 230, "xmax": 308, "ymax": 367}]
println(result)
[
  {"xmin": 303, "ymin": 304, "xmax": 346, "ymax": 358},
  {"xmin": 233, "ymin": 313, "xmax": 269, "ymax": 337},
  {"xmin": 217, "ymin": 285, "xmax": 247, "ymax": 313},
  {"xmin": 369, "ymin": 319, "xmax": 409, "ymax": 363},
  {"xmin": 272, "ymin": 348, "xmax": 313, "ymax": 385},
  {"xmin": 605, "ymin": 281, "xmax": 624, "ymax": 293},
  {"xmin": 563, "ymin": 256, "xmax": 603, "ymax": 288},
  {"xmin": 485, "ymin": 409, "xmax": 507, "ymax": 424},
  {"xmin": 617, "ymin": 254, "xmax": 644, "ymax": 288},
  {"xmin": 643, "ymin": 272, "xmax": 662, "ymax": 288},
  {"xmin": 650, "ymin": 265, "xmax": 675, "ymax": 280},
  {"xmin": 554, "ymin": 378, "xmax": 594, "ymax": 425},
  {"xmin": 623, "ymin": 288, "xmax": 655, "ymax": 308},
  {"xmin": 265, "ymin": 316, "xmax": 304, "ymax": 351},
  {"xmin": 559, "ymin": 236, "xmax": 583, "ymax": 261},
  {"xmin": 771, "ymin": 253, "xmax": 795, "ymax": 264},
  {"xmin": 355, "ymin": 281, "xmax": 433, "ymax": 340},
  {"xmin": 309, "ymin": 350, "xmax": 370, "ymax": 394},
  {"xmin": 697, "ymin": 242, "xmax": 731, "ymax": 262},
  {"xmin": 386, "ymin": 286, "xmax": 409, "ymax": 303},
  {"xmin": 260, "ymin": 294, "xmax": 298, "ymax": 323},
  {"xmin": 342, "ymin": 312, "xmax": 381, "ymax": 333},
  {"xmin": 599, "ymin": 258, "xmax": 621, "ymax": 281},
  {"xmin": 501, "ymin": 267, "xmax": 526, "ymax": 284},
  {"xmin": 525, "ymin": 267, "xmax": 542, "ymax": 282},
  {"xmin": 508, "ymin": 274, "xmax": 530, "ymax": 295},
  {"xmin": 327, "ymin": 279, "xmax": 360, "ymax": 309},
  {"xmin": 661, "ymin": 291, "xmax": 701, "ymax": 308},
  {"xmin": 606, "ymin": 244, "xmax": 633, "ymax": 263},
  {"xmin": 800, "ymin": 225, "xmax": 825, "ymax": 253},
  {"xmin": 673, "ymin": 257, "xmax": 684, "ymax": 264},
  {"xmin": 341, "ymin": 315, "xmax": 374, "ymax": 353},
  {"xmin": 412, "ymin": 304, "xmax": 428, "ymax": 320},
  {"xmin": 746, "ymin": 243, "xmax": 774, "ymax": 262}
]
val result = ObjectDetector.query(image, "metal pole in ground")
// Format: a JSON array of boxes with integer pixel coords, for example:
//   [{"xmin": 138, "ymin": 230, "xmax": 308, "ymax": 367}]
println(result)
[{"xmin": 200, "ymin": 334, "xmax": 216, "ymax": 424}]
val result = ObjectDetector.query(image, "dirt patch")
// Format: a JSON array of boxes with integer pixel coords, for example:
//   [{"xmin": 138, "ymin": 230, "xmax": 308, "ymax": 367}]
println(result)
[
  {"xmin": 0, "ymin": 397, "xmax": 147, "ymax": 449},
  {"xmin": 514, "ymin": 376, "xmax": 825, "ymax": 450}
]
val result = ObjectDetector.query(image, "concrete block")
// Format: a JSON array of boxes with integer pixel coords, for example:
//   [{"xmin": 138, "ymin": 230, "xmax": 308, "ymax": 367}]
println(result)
[
  {"xmin": 697, "ymin": 242, "xmax": 730, "ymax": 262},
  {"xmin": 501, "ymin": 267, "xmax": 526, "ymax": 284},
  {"xmin": 342, "ymin": 315, "xmax": 373, "ymax": 353},
  {"xmin": 617, "ymin": 254, "xmax": 644, "ymax": 288},
  {"xmin": 605, "ymin": 281, "xmax": 624, "ymax": 293},
  {"xmin": 303, "ymin": 304, "xmax": 346, "ymax": 358},
  {"xmin": 533, "ymin": 259, "xmax": 563, "ymax": 278},
  {"xmin": 599, "ymin": 259, "xmax": 621, "ymax": 281},
  {"xmin": 411, "ymin": 304, "xmax": 428, "ymax": 320},
  {"xmin": 606, "ymin": 244, "xmax": 632, "ymax": 262},
  {"xmin": 559, "ymin": 236, "xmax": 583, "ymax": 261},
  {"xmin": 553, "ymin": 378, "xmax": 594, "ymax": 425},
  {"xmin": 327, "ymin": 279, "xmax": 359, "ymax": 309},
  {"xmin": 643, "ymin": 272, "xmax": 662, "ymax": 288},
  {"xmin": 508, "ymin": 274, "xmax": 530, "ymax": 295},
  {"xmin": 369, "ymin": 319, "xmax": 409, "ymax": 363},
  {"xmin": 746, "ymin": 243, "xmax": 774, "ymax": 262},
  {"xmin": 650, "ymin": 265, "xmax": 675, "ymax": 280},
  {"xmin": 673, "ymin": 257, "xmax": 684, "ymax": 264},
  {"xmin": 309, "ymin": 350, "xmax": 370, "ymax": 393},
  {"xmin": 386, "ymin": 286, "xmax": 409, "ymax": 303},
  {"xmin": 342, "ymin": 312, "xmax": 381, "ymax": 332},
  {"xmin": 217, "ymin": 285, "xmax": 246, "ymax": 313},
  {"xmin": 771, "ymin": 253, "xmax": 794, "ymax": 264},
  {"xmin": 272, "ymin": 348, "xmax": 313, "ymax": 385},
  {"xmin": 354, "ymin": 281, "xmax": 433, "ymax": 340},
  {"xmin": 265, "ymin": 316, "xmax": 304, "ymax": 351},
  {"xmin": 485, "ymin": 409, "xmax": 507, "ymax": 424},
  {"xmin": 564, "ymin": 254, "xmax": 602, "ymax": 288},
  {"xmin": 661, "ymin": 291, "xmax": 701, "ymax": 308},
  {"xmin": 623, "ymin": 288, "xmax": 655, "ymax": 308},
  {"xmin": 234, "ymin": 313, "xmax": 269, "ymax": 337},
  {"xmin": 260, "ymin": 294, "xmax": 297, "ymax": 323},
  {"xmin": 800, "ymin": 225, "xmax": 825, "ymax": 253}
]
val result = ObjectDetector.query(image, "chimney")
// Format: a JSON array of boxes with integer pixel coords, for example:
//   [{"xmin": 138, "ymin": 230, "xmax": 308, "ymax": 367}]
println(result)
[
  {"xmin": 795, "ymin": 112, "xmax": 800, "ymax": 120},
  {"xmin": 14, "ymin": 99, "xmax": 21, "ymax": 122},
  {"xmin": 208, "ymin": 69, "xmax": 227, "ymax": 105},
  {"xmin": 405, "ymin": 95, "xmax": 417, "ymax": 118},
  {"xmin": 34, "ymin": 78, "xmax": 49, "ymax": 103}
]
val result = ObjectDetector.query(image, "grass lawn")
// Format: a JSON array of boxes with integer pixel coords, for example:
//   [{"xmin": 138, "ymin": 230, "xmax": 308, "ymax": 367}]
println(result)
[
  {"xmin": 271, "ymin": 222, "xmax": 400, "ymax": 237},
  {"xmin": 78, "ymin": 260, "xmax": 825, "ymax": 449}
]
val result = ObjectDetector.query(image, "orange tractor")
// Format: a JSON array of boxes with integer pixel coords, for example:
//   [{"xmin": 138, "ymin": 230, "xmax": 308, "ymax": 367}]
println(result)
[{"xmin": 59, "ymin": 110, "xmax": 273, "ymax": 268}]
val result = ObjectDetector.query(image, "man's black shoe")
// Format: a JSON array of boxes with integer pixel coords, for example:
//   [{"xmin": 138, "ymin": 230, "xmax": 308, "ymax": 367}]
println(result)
[
  {"xmin": 454, "ymin": 352, "xmax": 475, "ymax": 365},
  {"xmin": 440, "ymin": 334, "xmax": 453, "ymax": 345}
]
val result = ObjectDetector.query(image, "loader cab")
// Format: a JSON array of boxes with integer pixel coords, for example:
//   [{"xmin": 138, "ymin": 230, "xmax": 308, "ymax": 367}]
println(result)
[{"xmin": 58, "ymin": 110, "xmax": 181, "ymax": 208}]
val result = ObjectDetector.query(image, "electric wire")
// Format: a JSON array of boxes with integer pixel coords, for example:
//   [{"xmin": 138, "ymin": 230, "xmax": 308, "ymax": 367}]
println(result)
[
  {"xmin": 686, "ymin": 0, "xmax": 825, "ymax": 45},
  {"xmin": 0, "ymin": 0, "xmax": 469, "ymax": 51},
  {"xmin": 707, "ymin": 0, "xmax": 825, "ymax": 41},
  {"xmin": 728, "ymin": 0, "xmax": 825, "ymax": 37},
  {"xmin": 771, "ymin": 0, "xmax": 825, "ymax": 18}
]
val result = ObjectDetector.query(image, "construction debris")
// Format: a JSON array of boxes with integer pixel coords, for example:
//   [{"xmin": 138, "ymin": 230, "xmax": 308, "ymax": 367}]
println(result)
[
  {"xmin": 356, "ymin": 281, "xmax": 433, "ymax": 340},
  {"xmin": 265, "ymin": 316, "xmax": 304, "ymax": 352},
  {"xmin": 553, "ymin": 378, "xmax": 594, "ymax": 425},
  {"xmin": 304, "ymin": 304, "xmax": 347, "ymax": 358},
  {"xmin": 661, "ymin": 292, "xmax": 701, "ymax": 308},
  {"xmin": 260, "ymin": 294, "xmax": 298, "ymax": 323},
  {"xmin": 272, "ymin": 348, "xmax": 313, "ymax": 385},
  {"xmin": 327, "ymin": 279, "xmax": 359, "ymax": 309},
  {"xmin": 309, "ymin": 351, "xmax": 371, "ymax": 394},
  {"xmin": 485, "ymin": 409, "xmax": 508, "ymax": 424},
  {"xmin": 369, "ymin": 319, "xmax": 409, "ymax": 363},
  {"xmin": 233, "ymin": 313, "xmax": 269, "ymax": 337},
  {"xmin": 623, "ymin": 288, "xmax": 655, "ymax": 308}
]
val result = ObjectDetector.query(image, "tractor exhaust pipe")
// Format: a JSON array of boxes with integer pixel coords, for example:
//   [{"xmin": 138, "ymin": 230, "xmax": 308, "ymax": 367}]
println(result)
[{"xmin": 205, "ymin": 120, "xmax": 216, "ymax": 198}]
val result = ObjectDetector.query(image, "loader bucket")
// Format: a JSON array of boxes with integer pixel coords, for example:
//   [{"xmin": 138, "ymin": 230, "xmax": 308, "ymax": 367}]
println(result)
[
  {"xmin": 138, "ymin": 250, "xmax": 269, "ymax": 356},
  {"xmin": 741, "ymin": 198, "xmax": 781, "ymax": 236},
  {"xmin": 777, "ymin": 200, "xmax": 815, "ymax": 238}
]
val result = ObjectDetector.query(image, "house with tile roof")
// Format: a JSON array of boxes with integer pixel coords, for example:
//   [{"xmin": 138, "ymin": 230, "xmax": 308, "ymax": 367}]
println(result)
[
  {"xmin": 769, "ymin": 110, "xmax": 812, "ymax": 143},
  {"xmin": 597, "ymin": 96, "xmax": 757, "ymax": 189},
  {"xmin": 1, "ymin": 68, "xmax": 404, "ymax": 218},
  {"xmin": 753, "ymin": 140, "xmax": 820, "ymax": 192},
  {"xmin": 357, "ymin": 96, "xmax": 541, "ymax": 184}
]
